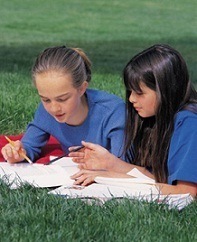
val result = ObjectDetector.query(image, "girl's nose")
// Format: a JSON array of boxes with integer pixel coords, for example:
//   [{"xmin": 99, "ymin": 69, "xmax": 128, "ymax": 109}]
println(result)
[
  {"xmin": 51, "ymin": 102, "xmax": 61, "ymax": 113},
  {"xmin": 129, "ymin": 92, "xmax": 136, "ymax": 103}
]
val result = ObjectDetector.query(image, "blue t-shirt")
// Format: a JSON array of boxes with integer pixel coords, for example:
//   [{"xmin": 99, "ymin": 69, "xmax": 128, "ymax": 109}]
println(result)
[
  {"xmin": 168, "ymin": 109, "xmax": 197, "ymax": 184},
  {"xmin": 22, "ymin": 89, "xmax": 126, "ymax": 161}
]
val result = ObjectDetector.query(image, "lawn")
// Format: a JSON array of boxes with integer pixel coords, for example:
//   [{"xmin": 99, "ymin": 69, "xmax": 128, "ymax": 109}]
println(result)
[{"xmin": 0, "ymin": 0, "xmax": 196, "ymax": 241}]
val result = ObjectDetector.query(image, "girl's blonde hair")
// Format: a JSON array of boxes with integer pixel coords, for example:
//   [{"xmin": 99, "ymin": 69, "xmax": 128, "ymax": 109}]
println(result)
[{"xmin": 32, "ymin": 45, "xmax": 91, "ymax": 88}]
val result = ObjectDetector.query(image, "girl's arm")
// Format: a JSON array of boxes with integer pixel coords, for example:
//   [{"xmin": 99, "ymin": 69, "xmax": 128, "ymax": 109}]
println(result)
[
  {"xmin": 70, "ymin": 141, "xmax": 196, "ymax": 196},
  {"xmin": 71, "ymin": 169, "xmax": 196, "ymax": 197},
  {"xmin": 69, "ymin": 141, "xmax": 153, "ymax": 178},
  {"xmin": 71, "ymin": 169, "xmax": 132, "ymax": 186},
  {"xmin": 156, "ymin": 181, "xmax": 197, "ymax": 196}
]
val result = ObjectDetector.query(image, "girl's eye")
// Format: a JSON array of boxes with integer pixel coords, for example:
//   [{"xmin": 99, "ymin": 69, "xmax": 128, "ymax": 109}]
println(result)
[
  {"xmin": 42, "ymin": 99, "xmax": 51, "ymax": 103},
  {"xmin": 136, "ymin": 92, "xmax": 143, "ymax": 96},
  {"xmin": 57, "ymin": 98, "xmax": 68, "ymax": 102},
  {"xmin": 130, "ymin": 90, "xmax": 143, "ymax": 96}
]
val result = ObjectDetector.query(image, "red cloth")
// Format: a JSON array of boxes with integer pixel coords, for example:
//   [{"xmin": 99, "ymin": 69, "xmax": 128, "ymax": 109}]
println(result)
[{"xmin": 0, "ymin": 134, "xmax": 64, "ymax": 164}]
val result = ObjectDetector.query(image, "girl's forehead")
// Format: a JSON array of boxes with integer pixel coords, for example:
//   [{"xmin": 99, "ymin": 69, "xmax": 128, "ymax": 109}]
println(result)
[
  {"xmin": 139, "ymin": 81, "xmax": 148, "ymax": 89},
  {"xmin": 127, "ymin": 79, "xmax": 144, "ymax": 91},
  {"xmin": 35, "ymin": 71, "xmax": 75, "ymax": 91},
  {"xmin": 35, "ymin": 71, "xmax": 73, "ymax": 84},
  {"xmin": 35, "ymin": 70, "xmax": 69, "ymax": 78}
]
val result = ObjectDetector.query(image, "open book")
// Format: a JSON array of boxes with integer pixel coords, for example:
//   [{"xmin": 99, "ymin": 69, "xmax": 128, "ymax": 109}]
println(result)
[
  {"xmin": 49, "ymin": 183, "xmax": 193, "ymax": 210},
  {"xmin": 0, "ymin": 157, "xmax": 194, "ymax": 210},
  {"xmin": 49, "ymin": 167, "xmax": 194, "ymax": 210},
  {"xmin": 0, "ymin": 157, "xmax": 79, "ymax": 189}
]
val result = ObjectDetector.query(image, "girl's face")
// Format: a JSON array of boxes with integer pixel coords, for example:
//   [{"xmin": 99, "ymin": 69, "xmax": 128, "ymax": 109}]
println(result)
[
  {"xmin": 129, "ymin": 82, "xmax": 157, "ymax": 118},
  {"xmin": 35, "ymin": 71, "xmax": 88, "ymax": 125}
]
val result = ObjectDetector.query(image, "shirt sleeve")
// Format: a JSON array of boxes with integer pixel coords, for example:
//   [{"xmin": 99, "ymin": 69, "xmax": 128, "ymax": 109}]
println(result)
[
  {"xmin": 103, "ymin": 102, "xmax": 126, "ymax": 159},
  {"xmin": 21, "ymin": 104, "xmax": 50, "ymax": 161},
  {"xmin": 167, "ymin": 111, "xmax": 197, "ymax": 185}
]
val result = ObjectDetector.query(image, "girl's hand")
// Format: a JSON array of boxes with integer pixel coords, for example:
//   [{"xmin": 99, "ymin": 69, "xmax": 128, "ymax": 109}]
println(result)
[
  {"xmin": 1, "ymin": 140, "xmax": 26, "ymax": 163},
  {"xmin": 68, "ymin": 141, "xmax": 115, "ymax": 170},
  {"xmin": 71, "ymin": 169, "xmax": 130, "ymax": 186}
]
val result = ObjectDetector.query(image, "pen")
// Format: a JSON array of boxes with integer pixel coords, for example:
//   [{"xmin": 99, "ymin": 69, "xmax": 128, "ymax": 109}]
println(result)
[
  {"xmin": 45, "ymin": 145, "xmax": 84, "ymax": 165},
  {"xmin": 70, "ymin": 145, "xmax": 84, "ymax": 153},
  {"xmin": 5, "ymin": 136, "xmax": 33, "ymax": 164}
]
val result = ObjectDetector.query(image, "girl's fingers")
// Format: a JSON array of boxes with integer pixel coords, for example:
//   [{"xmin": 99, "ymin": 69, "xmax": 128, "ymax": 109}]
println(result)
[
  {"xmin": 70, "ymin": 170, "xmax": 83, "ymax": 179},
  {"xmin": 68, "ymin": 146, "xmax": 82, "ymax": 152},
  {"xmin": 69, "ymin": 151, "xmax": 84, "ymax": 158},
  {"xmin": 78, "ymin": 164, "xmax": 86, "ymax": 169},
  {"xmin": 3, "ymin": 145, "xmax": 12, "ymax": 158},
  {"xmin": 13, "ymin": 140, "xmax": 23, "ymax": 150},
  {"xmin": 70, "ymin": 169, "xmax": 96, "ymax": 180},
  {"xmin": 1, "ymin": 142, "xmax": 25, "ymax": 163},
  {"xmin": 73, "ymin": 174, "xmax": 95, "ymax": 186},
  {"xmin": 71, "ymin": 157, "xmax": 85, "ymax": 163},
  {"xmin": 81, "ymin": 141, "xmax": 98, "ymax": 150}
]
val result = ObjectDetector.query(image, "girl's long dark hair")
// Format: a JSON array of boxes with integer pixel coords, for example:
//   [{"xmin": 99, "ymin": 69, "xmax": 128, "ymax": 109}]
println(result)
[{"xmin": 123, "ymin": 44, "xmax": 197, "ymax": 183}]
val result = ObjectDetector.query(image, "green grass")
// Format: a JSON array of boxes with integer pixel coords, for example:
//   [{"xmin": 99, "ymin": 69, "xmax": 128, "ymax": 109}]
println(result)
[
  {"xmin": 0, "ymin": 182, "xmax": 196, "ymax": 242},
  {"xmin": 0, "ymin": 0, "xmax": 196, "ymax": 241}
]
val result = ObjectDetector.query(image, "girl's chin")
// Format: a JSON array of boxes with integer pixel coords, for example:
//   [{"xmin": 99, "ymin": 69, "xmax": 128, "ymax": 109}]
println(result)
[
  {"xmin": 138, "ymin": 113, "xmax": 155, "ymax": 118},
  {"xmin": 54, "ymin": 115, "xmax": 67, "ymax": 123}
]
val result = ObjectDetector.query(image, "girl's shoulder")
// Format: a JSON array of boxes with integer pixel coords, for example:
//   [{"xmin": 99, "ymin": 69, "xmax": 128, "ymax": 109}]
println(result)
[
  {"xmin": 86, "ymin": 89, "xmax": 125, "ymax": 108},
  {"xmin": 175, "ymin": 105, "xmax": 197, "ymax": 129},
  {"xmin": 182, "ymin": 103, "xmax": 197, "ymax": 114},
  {"xmin": 177, "ymin": 103, "xmax": 197, "ymax": 117},
  {"xmin": 86, "ymin": 88, "xmax": 123, "ymax": 100}
]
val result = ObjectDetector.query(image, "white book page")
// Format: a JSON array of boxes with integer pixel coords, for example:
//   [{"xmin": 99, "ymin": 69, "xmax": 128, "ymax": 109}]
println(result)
[
  {"xmin": 94, "ymin": 176, "xmax": 155, "ymax": 187},
  {"xmin": 0, "ymin": 162, "xmax": 64, "ymax": 176},
  {"xmin": 127, "ymin": 168, "xmax": 155, "ymax": 181},
  {"xmin": 49, "ymin": 156, "xmax": 77, "ymax": 167},
  {"xmin": 49, "ymin": 182, "xmax": 159, "ymax": 197},
  {"xmin": 0, "ymin": 162, "xmax": 75, "ymax": 188},
  {"xmin": 49, "ymin": 156, "xmax": 79, "ymax": 175},
  {"xmin": 49, "ymin": 184, "xmax": 193, "ymax": 210},
  {"xmin": 94, "ymin": 168, "xmax": 155, "ymax": 188}
]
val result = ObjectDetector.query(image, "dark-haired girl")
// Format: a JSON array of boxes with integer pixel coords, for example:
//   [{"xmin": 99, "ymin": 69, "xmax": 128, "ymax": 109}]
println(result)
[{"xmin": 70, "ymin": 44, "xmax": 197, "ymax": 196}]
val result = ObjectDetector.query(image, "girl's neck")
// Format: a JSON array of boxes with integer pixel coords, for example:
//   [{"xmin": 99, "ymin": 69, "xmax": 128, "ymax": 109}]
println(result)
[{"xmin": 71, "ymin": 93, "xmax": 89, "ymax": 126}]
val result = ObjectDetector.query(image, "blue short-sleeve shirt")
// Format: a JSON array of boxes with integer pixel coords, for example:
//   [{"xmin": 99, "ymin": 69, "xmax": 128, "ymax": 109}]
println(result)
[
  {"xmin": 168, "ymin": 110, "xmax": 197, "ymax": 185},
  {"xmin": 22, "ymin": 89, "xmax": 126, "ymax": 161}
]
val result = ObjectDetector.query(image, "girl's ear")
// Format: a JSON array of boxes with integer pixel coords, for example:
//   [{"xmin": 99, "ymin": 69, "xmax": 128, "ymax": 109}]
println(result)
[{"xmin": 78, "ymin": 81, "xmax": 89, "ymax": 96}]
